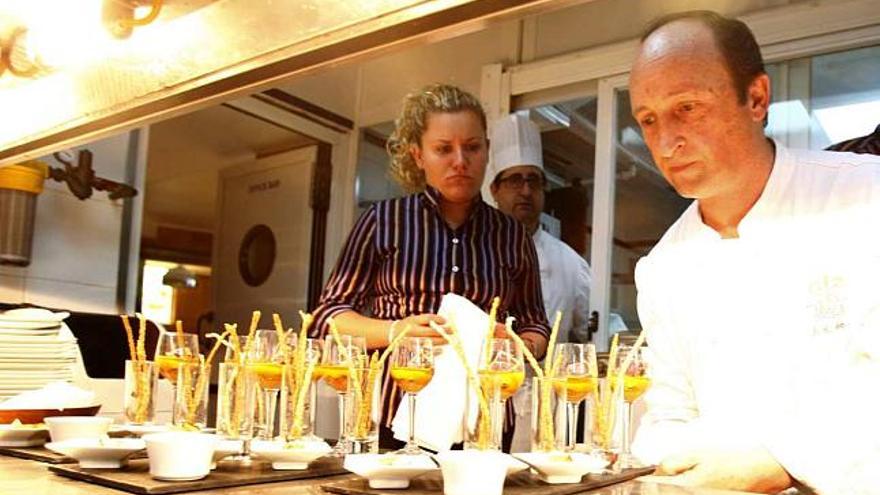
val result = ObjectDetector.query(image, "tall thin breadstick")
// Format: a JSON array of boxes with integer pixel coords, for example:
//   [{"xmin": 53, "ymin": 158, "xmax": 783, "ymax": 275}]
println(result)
[
  {"xmin": 224, "ymin": 323, "xmax": 241, "ymax": 363},
  {"xmin": 328, "ymin": 318, "xmax": 362, "ymax": 405},
  {"xmin": 297, "ymin": 311, "xmax": 313, "ymax": 367},
  {"xmin": 543, "ymin": 311, "xmax": 562, "ymax": 377},
  {"xmin": 272, "ymin": 313, "xmax": 288, "ymax": 363},
  {"xmin": 135, "ymin": 313, "xmax": 147, "ymax": 362},
  {"xmin": 175, "ymin": 320, "xmax": 185, "ymax": 352},
  {"xmin": 504, "ymin": 323, "xmax": 544, "ymax": 379},
  {"xmin": 242, "ymin": 310, "xmax": 261, "ymax": 358},
  {"xmin": 121, "ymin": 315, "xmax": 137, "ymax": 361}
]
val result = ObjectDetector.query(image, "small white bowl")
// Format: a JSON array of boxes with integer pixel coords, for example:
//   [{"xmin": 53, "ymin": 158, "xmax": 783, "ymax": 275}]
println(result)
[
  {"xmin": 45, "ymin": 416, "xmax": 112, "ymax": 442},
  {"xmin": 143, "ymin": 432, "xmax": 218, "ymax": 481},
  {"xmin": 0, "ymin": 423, "xmax": 49, "ymax": 447},
  {"xmin": 344, "ymin": 453, "xmax": 438, "ymax": 489},
  {"xmin": 250, "ymin": 439, "xmax": 331, "ymax": 470},
  {"xmin": 46, "ymin": 438, "xmax": 145, "ymax": 469},
  {"xmin": 211, "ymin": 439, "xmax": 243, "ymax": 469},
  {"xmin": 512, "ymin": 452, "xmax": 608, "ymax": 484},
  {"xmin": 435, "ymin": 450, "xmax": 509, "ymax": 495}
]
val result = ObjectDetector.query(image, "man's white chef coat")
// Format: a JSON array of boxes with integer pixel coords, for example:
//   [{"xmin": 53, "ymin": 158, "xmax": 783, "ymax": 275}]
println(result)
[
  {"xmin": 533, "ymin": 228, "xmax": 591, "ymax": 343},
  {"xmin": 632, "ymin": 142, "xmax": 880, "ymax": 494}
]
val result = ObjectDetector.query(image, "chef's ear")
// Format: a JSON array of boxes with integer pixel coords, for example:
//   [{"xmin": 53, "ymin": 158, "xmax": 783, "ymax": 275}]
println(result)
[{"xmin": 409, "ymin": 144, "xmax": 424, "ymax": 170}]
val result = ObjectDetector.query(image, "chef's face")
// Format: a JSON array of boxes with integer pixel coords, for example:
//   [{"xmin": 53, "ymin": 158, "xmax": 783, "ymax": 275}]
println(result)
[
  {"xmin": 490, "ymin": 165, "xmax": 545, "ymax": 231},
  {"xmin": 411, "ymin": 110, "xmax": 488, "ymax": 204},
  {"xmin": 629, "ymin": 20, "xmax": 770, "ymax": 201}
]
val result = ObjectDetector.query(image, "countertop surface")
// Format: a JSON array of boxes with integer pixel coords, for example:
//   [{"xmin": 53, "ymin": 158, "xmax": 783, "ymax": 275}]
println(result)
[{"xmin": 0, "ymin": 455, "xmax": 754, "ymax": 495}]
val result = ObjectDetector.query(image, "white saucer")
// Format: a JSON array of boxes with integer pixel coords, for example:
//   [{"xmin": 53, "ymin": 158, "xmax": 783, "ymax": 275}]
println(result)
[
  {"xmin": 0, "ymin": 424, "xmax": 49, "ymax": 447},
  {"xmin": 46, "ymin": 438, "xmax": 145, "ymax": 468},
  {"xmin": 251, "ymin": 439, "xmax": 331, "ymax": 470},
  {"xmin": 345, "ymin": 453, "xmax": 438, "ymax": 489},
  {"xmin": 151, "ymin": 473, "xmax": 207, "ymax": 481},
  {"xmin": 512, "ymin": 452, "xmax": 609, "ymax": 484}
]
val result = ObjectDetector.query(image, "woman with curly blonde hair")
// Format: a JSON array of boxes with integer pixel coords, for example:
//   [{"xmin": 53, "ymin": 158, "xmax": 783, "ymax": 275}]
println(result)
[
  {"xmin": 386, "ymin": 84, "xmax": 487, "ymax": 192},
  {"xmin": 311, "ymin": 83, "xmax": 549, "ymax": 452}
]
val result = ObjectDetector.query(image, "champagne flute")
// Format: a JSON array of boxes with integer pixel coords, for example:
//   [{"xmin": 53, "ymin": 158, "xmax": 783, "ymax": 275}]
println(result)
[
  {"xmin": 247, "ymin": 329, "xmax": 284, "ymax": 440},
  {"xmin": 389, "ymin": 337, "xmax": 435, "ymax": 455},
  {"xmin": 614, "ymin": 345, "xmax": 651, "ymax": 468},
  {"xmin": 154, "ymin": 331, "xmax": 200, "ymax": 426},
  {"xmin": 155, "ymin": 331, "xmax": 200, "ymax": 382},
  {"xmin": 318, "ymin": 334, "xmax": 366, "ymax": 456},
  {"xmin": 552, "ymin": 343, "xmax": 598, "ymax": 451},
  {"xmin": 476, "ymin": 338, "xmax": 524, "ymax": 450}
]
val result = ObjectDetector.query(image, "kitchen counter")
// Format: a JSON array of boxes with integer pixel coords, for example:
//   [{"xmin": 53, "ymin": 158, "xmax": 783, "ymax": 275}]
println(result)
[{"xmin": 0, "ymin": 455, "xmax": 753, "ymax": 495}]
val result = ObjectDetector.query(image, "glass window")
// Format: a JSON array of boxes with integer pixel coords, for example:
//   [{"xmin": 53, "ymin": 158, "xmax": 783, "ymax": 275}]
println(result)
[
  {"xmin": 526, "ymin": 98, "xmax": 598, "ymax": 262},
  {"xmin": 610, "ymin": 91, "xmax": 690, "ymax": 334},
  {"xmin": 767, "ymin": 45, "xmax": 880, "ymax": 149}
]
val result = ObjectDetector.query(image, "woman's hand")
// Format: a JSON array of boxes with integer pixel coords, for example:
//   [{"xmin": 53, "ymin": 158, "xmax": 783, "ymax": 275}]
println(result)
[{"xmin": 393, "ymin": 314, "xmax": 450, "ymax": 346}]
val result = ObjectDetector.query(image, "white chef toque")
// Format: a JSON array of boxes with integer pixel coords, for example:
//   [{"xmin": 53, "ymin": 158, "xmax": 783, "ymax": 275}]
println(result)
[{"xmin": 489, "ymin": 113, "xmax": 544, "ymax": 181}]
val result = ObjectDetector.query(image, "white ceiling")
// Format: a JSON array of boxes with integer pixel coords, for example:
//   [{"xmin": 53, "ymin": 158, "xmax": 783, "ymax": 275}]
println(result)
[{"xmin": 145, "ymin": 104, "xmax": 315, "ymax": 232}]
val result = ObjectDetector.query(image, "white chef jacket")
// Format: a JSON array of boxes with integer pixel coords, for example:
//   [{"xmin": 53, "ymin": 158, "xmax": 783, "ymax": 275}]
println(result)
[
  {"xmin": 533, "ymin": 228, "xmax": 591, "ymax": 343},
  {"xmin": 632, "ymin": 142, "xmax": 880, "ymax": 494}
]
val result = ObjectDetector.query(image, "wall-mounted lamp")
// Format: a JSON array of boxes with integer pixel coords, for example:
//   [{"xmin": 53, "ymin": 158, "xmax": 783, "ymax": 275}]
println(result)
[
  {"xmin": 0, "ymin": 0, "xmax": 165, "ymax": 78},
  {"xmin": 102, "ymin": 0, "xmax": 164, "ymax": 39},
  {"xmin": 162, "ymin": 264, "xmax": 198, "ymax": 289}
]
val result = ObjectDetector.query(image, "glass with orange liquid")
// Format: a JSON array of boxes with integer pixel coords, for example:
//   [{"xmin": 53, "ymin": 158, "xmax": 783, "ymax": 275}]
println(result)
[
  {"xmin": 471, "ymin": 338, "xmax": 524, "ymax": 450},
  {"xmin": 247, "ymin": 330, "xmax": 284, "ymax": 439},
  {"xmin": 389, "ymin": 337, "xmax": 435, "ymax": 455},
  {"xmin": 552, "ymin": 343, "xmax": 598, "ymax": 451},
  {"xmin": 317, "ymin": 334, "xmax": 365, "ymax": 456},
  {"xmin": 154, "ymin": 332, "xmax": 200, "ymax": 426},
  {"xmin": 613, "ymin": 344, "xmax": 651, "ymax": 468}
]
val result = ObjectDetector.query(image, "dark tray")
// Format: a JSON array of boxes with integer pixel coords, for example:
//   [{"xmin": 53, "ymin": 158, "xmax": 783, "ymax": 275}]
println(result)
[
  {"xmin": 49, "ymin": 456, "xmax": 347, "ymax": 494},
  {"xmin": 322, "ymin": 466, "xmax": 656, "ymax": 495},
  {"xmin": 0, "ymin": 445, "xmax": 76, "ymax": 464}
]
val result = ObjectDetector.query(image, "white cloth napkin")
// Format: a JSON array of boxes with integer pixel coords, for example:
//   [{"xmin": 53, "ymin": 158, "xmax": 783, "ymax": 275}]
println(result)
[
  {"xmin": 391, "ymin": 293, "xmax": 490, "ymax": 451},
  {"xmin": 0, "ymin": 381, "xmax": 96, "ymax": 410}
]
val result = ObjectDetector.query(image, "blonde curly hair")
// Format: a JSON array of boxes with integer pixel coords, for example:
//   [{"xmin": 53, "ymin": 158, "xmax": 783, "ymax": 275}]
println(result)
[{"xmin": 386, "ymin": 84, "xmax": 487, "ymax": 192}]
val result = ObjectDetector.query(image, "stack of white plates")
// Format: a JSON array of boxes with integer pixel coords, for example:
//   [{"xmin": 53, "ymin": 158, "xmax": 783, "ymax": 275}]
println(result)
[{"xmin": 0, "ymin": 309, "xmax": 77, "ymax": 401}]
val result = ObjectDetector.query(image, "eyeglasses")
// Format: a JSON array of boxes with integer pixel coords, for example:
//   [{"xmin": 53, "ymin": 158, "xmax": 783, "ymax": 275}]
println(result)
[{"xmin": 497, "ymin": 173, "xmax": 545, "ymax": 190}]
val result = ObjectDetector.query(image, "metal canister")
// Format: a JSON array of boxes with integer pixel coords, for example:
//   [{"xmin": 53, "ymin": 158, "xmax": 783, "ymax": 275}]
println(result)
[{"xmin": 0, "ymin": 161, "xmax": 47, "ymax": 266}]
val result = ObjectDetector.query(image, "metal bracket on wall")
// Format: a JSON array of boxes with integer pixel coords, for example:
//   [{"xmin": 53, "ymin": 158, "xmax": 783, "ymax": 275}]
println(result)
[{"xmin": 50, "ymin": 149, "xmax": 138, "ymax": 200}]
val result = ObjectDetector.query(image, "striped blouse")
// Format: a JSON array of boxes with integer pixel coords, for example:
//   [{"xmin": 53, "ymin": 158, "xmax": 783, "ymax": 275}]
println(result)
[
  {"xmin": 310, "ymin": 186, "xmax": 550, "ymax": 427},
  {"xmin": 826, "ymin": 124, "xmax": 880, "ymax": 155}
]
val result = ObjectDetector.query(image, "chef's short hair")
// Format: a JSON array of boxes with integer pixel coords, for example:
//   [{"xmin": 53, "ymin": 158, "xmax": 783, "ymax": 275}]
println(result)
[{"xmin": 641, "ymin": 10, "xmax": 765, "ymax": 105}]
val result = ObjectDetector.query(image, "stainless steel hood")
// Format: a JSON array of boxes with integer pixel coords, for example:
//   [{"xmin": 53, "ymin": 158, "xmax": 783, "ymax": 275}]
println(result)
[{"xmin": 0, "ymin": 0, "xmax": 586, "ymax": 166}]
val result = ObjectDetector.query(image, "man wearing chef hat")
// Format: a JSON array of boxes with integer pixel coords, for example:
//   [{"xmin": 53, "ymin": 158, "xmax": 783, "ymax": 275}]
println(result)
[
  {"xmin": 488, "ymin": 113, "xmax": 593, "ymax": 452},
  {"xmin": 488, "ymin": 113, "xmax": 592, "ymax": 346}
]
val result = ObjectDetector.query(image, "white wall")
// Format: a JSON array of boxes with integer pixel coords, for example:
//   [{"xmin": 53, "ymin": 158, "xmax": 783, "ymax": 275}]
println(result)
[{"xmin": 0, "ymin": 131, "xmax": 136, "ymax": 313}]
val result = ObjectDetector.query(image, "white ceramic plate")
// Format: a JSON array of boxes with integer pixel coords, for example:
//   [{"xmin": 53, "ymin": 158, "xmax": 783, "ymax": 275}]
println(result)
[
  {"xmin": 512, "ymin": 452, "xmax": 609, "ymax": 484},
  {"xmin": 345, "ymin": 453, "xmax": 438, "ymax": 489},
  {"xmin": 0, "ymin": 423, "xmax": 50, "ymax": 447},
  {"xmin": 251, "ymin": 439, "xmax": 331, "ymax": 470},
  {"xmin": 46, "ymin": 438, "xmax": 145, "ymax": 468}
]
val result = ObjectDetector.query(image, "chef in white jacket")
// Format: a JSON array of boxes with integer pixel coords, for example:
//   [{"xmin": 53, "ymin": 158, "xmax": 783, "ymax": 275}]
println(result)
[
  {"xmin": 487, "ymin": 113, "xmax": 593, "ymax": 452},
  {"xmin": 629, "ymin": 10, "xmax": 880, "ymax": 494},
  {"xmin": 488, "ymin": 113, "xmax": 592, "ymax": 344}
]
